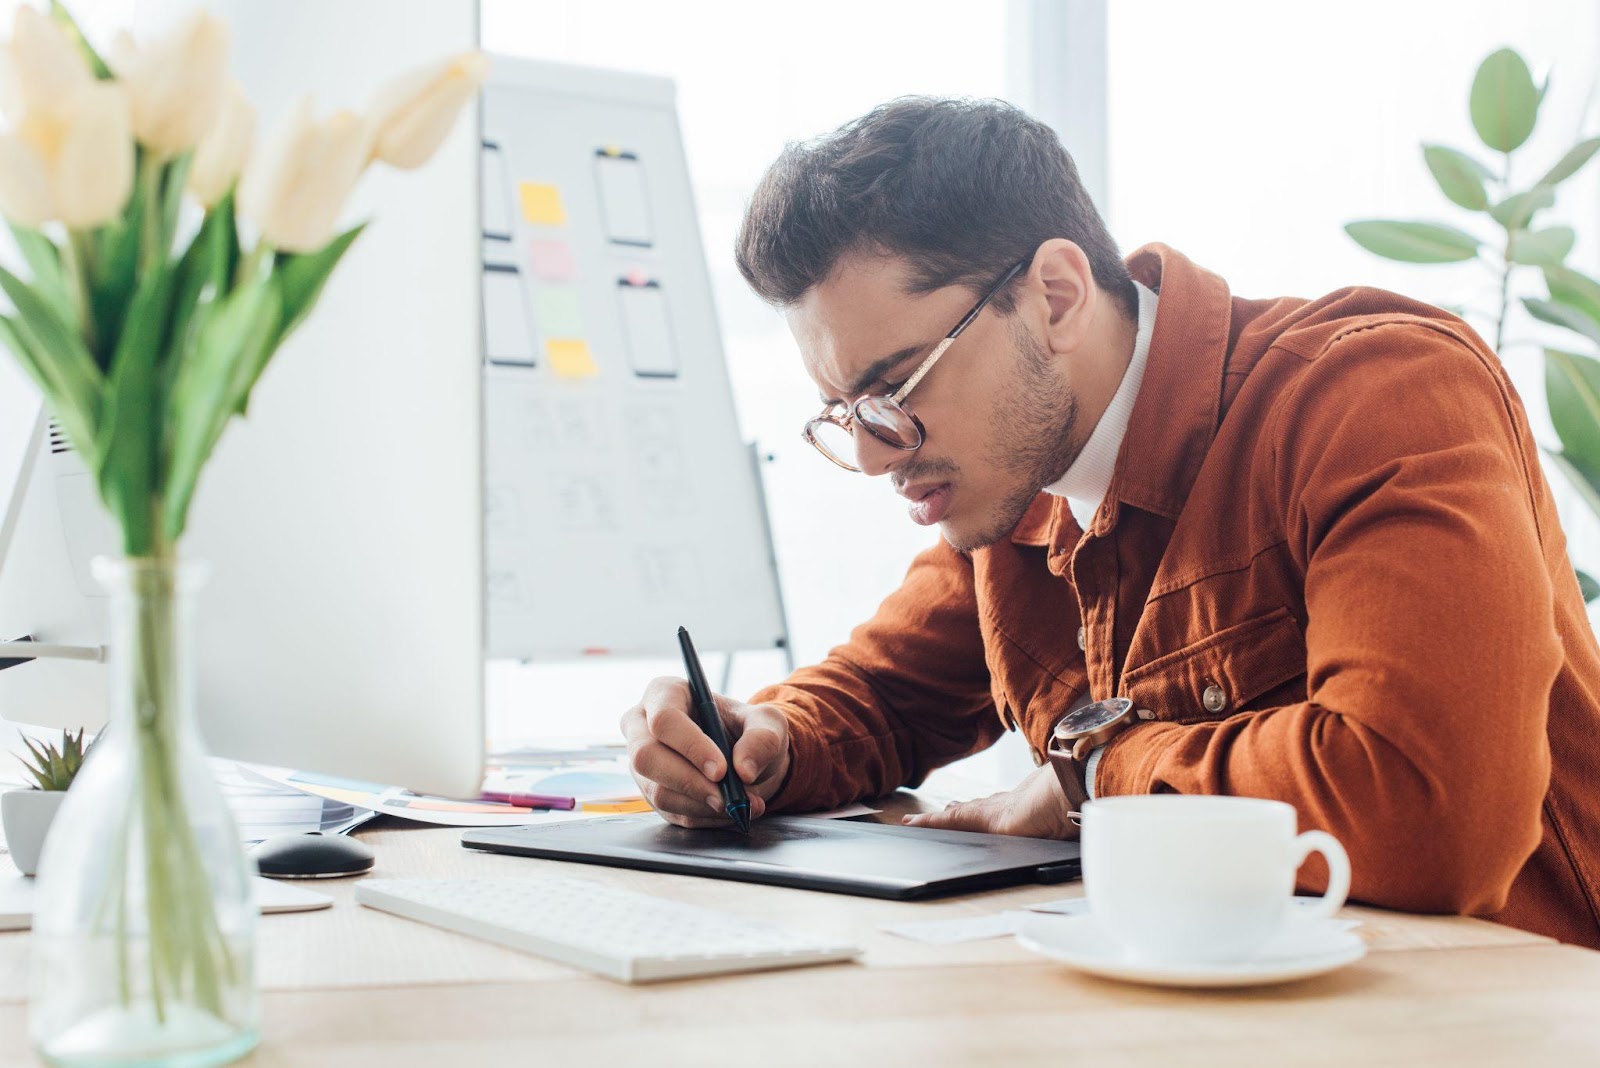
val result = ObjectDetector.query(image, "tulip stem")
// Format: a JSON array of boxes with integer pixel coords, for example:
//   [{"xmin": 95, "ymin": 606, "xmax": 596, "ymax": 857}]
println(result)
[
  {"xmin": 138, "ymin": 154, "xmax": 164, "ymax": 275},
  {"xmin": 237, "ymin": 243, "xmax": 269, "ymax": 288},
  {"xmin": 60, "ymin": 232, "xmax": 96, "ymax": 353}
]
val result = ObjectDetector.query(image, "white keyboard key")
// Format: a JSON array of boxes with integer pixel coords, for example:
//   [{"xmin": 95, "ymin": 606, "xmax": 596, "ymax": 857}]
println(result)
[{"xmin": 355, "ymin": 876, "xmax": 860, "ymax": 983}]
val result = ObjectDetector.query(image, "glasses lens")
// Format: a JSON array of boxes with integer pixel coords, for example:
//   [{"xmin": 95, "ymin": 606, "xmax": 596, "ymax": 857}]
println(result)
[
  {"xmin": 808, "ymin": 418, "xmax": 861, "ymax": 470},
  {"xmin": 855, "ymin": 396, "xmax": 922, "ymax": 449}
]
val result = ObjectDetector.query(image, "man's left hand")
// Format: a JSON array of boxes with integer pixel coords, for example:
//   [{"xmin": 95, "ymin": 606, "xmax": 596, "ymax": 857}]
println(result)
[{"xmin": 901, "ymin": 766, "xmax": 1079, "ymax": 840}]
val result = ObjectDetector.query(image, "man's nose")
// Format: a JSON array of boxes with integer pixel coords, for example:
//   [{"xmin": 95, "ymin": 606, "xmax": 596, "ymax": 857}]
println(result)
[{"xmin": 853, "ymin": 427, "xmax": 905, "ymax": 479}]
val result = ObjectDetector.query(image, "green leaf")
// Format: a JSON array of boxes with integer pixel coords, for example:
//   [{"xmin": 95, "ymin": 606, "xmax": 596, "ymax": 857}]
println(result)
[
  {"xmin": 0, "ymin": 265, "xmax": 102, "ymax": 456},
  {"xmin": 1547, "ymin": 449, "xmax": 1600, "ymax": 521},
  {"xmin": 272, "ymin": 224, "xmax": 365, "ymax": 346},
  {"xmin": 48, "ymin": 0, "xmax": 113, "ymax": 80},
  {"xmin": 1423, "ymin": 145, "xmax": 1491, "ymax": 210},
  {"xmin": 1527, "ymin": 297, "xmax": 1600, "ymax": 346},
  {"xmin": 1546, "ymin": 350, "xmax": 1600, "ymax": 492},
  {"xmin": 95, "ymin": 262, "xmax": 178, "ymax": 555},
  {"xmin": 1511, "ymin": 226, "xmax": 1577, "ymax": 267},
  {"xmin": 1344, "ymin": 220, "xmax": 1481, "ymax": 263},
  {"xmin": 1489, "ymin": 186, "xmax": 1555, "ymax": 230},
  {"xmin": 1577, "ymin": 568, "xmax": 1600, "ymax": 603},
  {"xmin": 1544, "ymin": 265, "xmax": 1600, "ymax": 327},
  {"xmin": 163, "ymin": 280, "xmax": 282, "ymax": 542},
  {"xmin": 88, "ymin": 173, "xmax": 148, "ymax": 370},
  {"xmin": 1471, "ymin": 48, "xmax": 1540, "ymax": 153},
  {"xmin": 8, "ymin": 225, "xmax": 75, "ymax": 329},
  {"xmin": 157, "ymin": 153, "xmax": 193, "ymax": 265},
  {"xmin": 1538, "ymin": 136, "xmax": 1600, "ymax": 188}
]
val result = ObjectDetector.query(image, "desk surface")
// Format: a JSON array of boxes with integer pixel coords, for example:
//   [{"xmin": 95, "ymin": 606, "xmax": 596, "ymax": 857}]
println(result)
[{"xmin": 1, "ymin": 781, "xmax": 1597, "ymax": 1066}]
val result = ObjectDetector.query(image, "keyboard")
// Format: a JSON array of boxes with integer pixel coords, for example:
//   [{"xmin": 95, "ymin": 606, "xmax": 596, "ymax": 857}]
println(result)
[{"xmin": 355, "ymin": 876, "xmax": 861, "ymax": 983}]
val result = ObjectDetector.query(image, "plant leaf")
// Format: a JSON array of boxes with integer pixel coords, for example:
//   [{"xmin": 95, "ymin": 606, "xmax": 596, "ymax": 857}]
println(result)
[
  {"xmin": 1344, "ymin": 220, "xmax": 1481, "ymax": 263},
  {"xmin": 1490, "ymin": 186, "xmax": 1556, "ymax": 230},
  {"xmin": 1577, "ymin": 568, "xmax": 1600, "ymax": 603},
  {"xmin": 8, "ymin": 225, "xmax": 75, "ymax": 330},
  {"xmin": 1544, "ymin": 265, "xmax": 1600, "ymax": 327},
  {"xmin": 48, "ymin": 0, "xmax": 113, "ymax": 80},
  {"xmin": 1526, "ymin": 298, "xmax": 1600, "ymax": 346},
  {"xmin": 1471, "ymin": 48, "xmax": 1540, "ymax": 153},
  {"xmin": 1545, "ymin": 350, "xmax": 1600, "ymax": 491},
  {"xmin": 156, "ymin": 153, "xmax": 193, "ymax": 266},
  {"xmin": 1547, "ymin": 449, "xmax": 1600, "ymax": 523},
  {"xmin": 164, "ymin": 280, "xmax": 282, "ymax": 542},
  {"xmin": 95, "ymin": 261, "xmax": 178, "ymax": 555},
  {"xmin": 88, "ymin": 165, "xmax": 149, "ymax": 369},
  {"xmin": 0, "ymin": 266, "xmax": 102, "ymax": 457},
  {"xmin": 1538, "ymin": 136, "xmax": 1600, "ymax": 188},
  {"xmin": 1511, "ymin": 226, "xmax": 1577, "ymax": 267},
  {"xmin": 1423, "ymin": 145, "xmax": 1491, "ymax": 210},
  {"xmin": 271, "ymin": 223, "xmax": 366, "ymax": 347}
]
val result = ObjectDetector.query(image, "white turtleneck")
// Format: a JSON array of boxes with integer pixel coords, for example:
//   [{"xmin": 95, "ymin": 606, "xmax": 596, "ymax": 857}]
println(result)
[{"xmin": 1042, "ymin": 279, "xmax": 1159, "ymax": 529}]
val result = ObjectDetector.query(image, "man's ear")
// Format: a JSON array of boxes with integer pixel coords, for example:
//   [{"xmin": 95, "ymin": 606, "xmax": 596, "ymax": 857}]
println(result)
[{"xmin": 1028, "ymin": 239, "xmax": 1098, "ymax": 357}]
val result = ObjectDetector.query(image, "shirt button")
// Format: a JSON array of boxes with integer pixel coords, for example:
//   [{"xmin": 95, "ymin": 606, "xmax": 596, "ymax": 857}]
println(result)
[
  {"xmin": 1137, "ymin": 707, "xmax": 1156, "ymax": 721},
  {"xmin": 1077, "ymin": 626, "xmax": 1086, "ymax": 651},
  {"xmin": 1202, "ymin": 685, "xmax": 1228, "ymax": 713}
]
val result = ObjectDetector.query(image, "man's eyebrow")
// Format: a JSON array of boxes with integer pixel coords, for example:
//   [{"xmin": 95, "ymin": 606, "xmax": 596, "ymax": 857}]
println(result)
[{"xmin": 818, "ymin": 344, "xmax": 930, "ymax": 404}]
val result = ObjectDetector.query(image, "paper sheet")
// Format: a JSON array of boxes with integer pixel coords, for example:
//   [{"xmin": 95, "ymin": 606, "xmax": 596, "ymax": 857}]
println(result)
[{"xmin": 518, "ymin": 181, "xmax": 567, "ymax": 226}]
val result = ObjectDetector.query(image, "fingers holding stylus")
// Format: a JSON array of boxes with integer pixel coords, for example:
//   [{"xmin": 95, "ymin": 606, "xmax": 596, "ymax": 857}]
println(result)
[{"xmin": 637, "ymin": 676, "xmax": 727, "ymax": 779}]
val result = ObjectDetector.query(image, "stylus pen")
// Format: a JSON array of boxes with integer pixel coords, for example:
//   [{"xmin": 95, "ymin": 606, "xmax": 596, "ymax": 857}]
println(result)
[{"xmin": 677, "ymin": 625, "xmax": 751, "ymax": 833}]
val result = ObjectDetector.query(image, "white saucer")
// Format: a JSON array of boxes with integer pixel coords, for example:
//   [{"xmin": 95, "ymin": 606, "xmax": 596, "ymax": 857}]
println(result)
[{"xmin": 1015, "ymin": 912, "xmax": 1367, "ymax": 988}]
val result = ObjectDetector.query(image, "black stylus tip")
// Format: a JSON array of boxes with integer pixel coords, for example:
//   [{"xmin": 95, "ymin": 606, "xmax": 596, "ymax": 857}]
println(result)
[{"xmin": 729, "ymin": 804, "xmax": 751, "ymax": 834}]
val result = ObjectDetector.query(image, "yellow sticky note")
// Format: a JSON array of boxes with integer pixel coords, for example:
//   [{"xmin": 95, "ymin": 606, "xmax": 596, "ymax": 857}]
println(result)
[
  {"xmin": 547, "ymin": 339, "xmax": 598, "ymax": 379},
  {"xmin": 518, "ymin": 182, "xmax": 567, "ymax": 225}
]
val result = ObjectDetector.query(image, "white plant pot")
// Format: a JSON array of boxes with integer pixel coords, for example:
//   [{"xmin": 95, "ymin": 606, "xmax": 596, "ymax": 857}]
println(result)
[{"xmin": 2, "ymin": 788, "xmax": 67, "ymax": 877}]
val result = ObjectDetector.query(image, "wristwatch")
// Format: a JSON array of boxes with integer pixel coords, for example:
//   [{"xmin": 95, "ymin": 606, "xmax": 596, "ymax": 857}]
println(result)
[{"xmin": 1047, "ymin": 697, "xmax": 1138, "ymax": 809}]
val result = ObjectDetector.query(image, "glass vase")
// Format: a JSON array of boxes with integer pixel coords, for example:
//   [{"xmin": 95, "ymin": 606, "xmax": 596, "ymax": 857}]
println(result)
[{"xmin": 29, "ymin": 557, "xmax": 259, "ymax": 1067}]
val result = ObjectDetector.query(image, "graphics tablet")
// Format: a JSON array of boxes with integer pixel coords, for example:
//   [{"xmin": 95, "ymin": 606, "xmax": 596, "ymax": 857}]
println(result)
[{"xmin": 461, "ymin": 815, "xmax": 1080, "ymax": 900}]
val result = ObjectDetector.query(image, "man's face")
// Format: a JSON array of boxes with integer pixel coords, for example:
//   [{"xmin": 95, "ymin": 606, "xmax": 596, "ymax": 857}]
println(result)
[{"xmin": 787, "ymin": 253, "xmax": 1082, "ymax": 552}]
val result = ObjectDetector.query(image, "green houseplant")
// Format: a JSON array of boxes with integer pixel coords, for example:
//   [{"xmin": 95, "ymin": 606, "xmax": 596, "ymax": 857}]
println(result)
[
  {"xmin": 0, "ymin": 4, "xmax": 486, "ymax": 1065},
  {"xmin": 1, "ymin": 728, "xmax": 91, "ymax": 875},
  {"xmin": 1344, "ymin": 47, "xmax": 1600, "ymax": 596}
]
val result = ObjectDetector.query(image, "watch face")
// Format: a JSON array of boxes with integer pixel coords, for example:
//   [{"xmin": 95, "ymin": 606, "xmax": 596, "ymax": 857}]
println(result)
[{"xmin": 1055, "ymin": 697, "xmax": 1133, "ymax": 740}]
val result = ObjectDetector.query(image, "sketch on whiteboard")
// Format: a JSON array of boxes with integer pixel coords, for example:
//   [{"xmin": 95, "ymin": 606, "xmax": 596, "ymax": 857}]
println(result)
[
  {"xmin": 594, "ymin": 148, "xmax": 652, "ymax": 247},
  {"xmin": 554, "ymin": 401, "xmax": 608, "ymax": 454},
  {"xmin": 555, "ymin": 475, "xmax": 617, "ymax": 530},
  {"xmin": 487, "ymin": 567, "xmax": 527, "ymax": 609},
  {"xmin": 636, "ymin": 545, "xmax": 700, "ymax": 602}
]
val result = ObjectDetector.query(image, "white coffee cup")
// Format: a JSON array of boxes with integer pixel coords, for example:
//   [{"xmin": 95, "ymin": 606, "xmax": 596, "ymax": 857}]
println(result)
[{"xmin": 1080, "ymin": 794, "xmax": 1351, "ymax": 965}]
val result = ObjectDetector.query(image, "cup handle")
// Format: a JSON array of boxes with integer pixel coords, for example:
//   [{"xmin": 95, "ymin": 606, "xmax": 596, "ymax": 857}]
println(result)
[{"xmin": 1292, "ymin": 830, "xmax": 1351, "ymax": 920}]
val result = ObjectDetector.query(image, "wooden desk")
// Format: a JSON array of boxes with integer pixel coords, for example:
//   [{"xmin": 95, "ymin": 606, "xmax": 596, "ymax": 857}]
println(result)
[{"xmin": 0, "ymin": 786, "xmax": 1596, "ymax": 1066}]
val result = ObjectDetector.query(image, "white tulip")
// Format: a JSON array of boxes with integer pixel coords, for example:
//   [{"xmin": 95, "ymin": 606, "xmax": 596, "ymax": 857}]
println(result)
[
  {"xmin": 50, "ymin": 82, "xmax": 133, "ymax": 229},
  {"xmin": 368, "ymin": 52, "xmax": 489, "ymax": 170},
  {"xmin": 115, "ymin": 10, "xmax": 230, "ymax": 157},
  {"xmin": 0, "ymin": 6, "xmax": 92, "ymax": 126},
  {"xmin": 239, "ymin": 98, "xmax": 371, "ymax": 253},
  {"xmin": 0, "ymin": 131, "xmax": 51, "ymax": 227},
  {"xmin": 189, "ymin": 81, "xmax": 254, "ymax": 206}
]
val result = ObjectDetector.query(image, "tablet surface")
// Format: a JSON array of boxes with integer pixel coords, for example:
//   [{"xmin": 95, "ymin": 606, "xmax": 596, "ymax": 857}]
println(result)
[{"xmin": 462, "ymin": 815, "xmax": 1080, "ymax": 900}]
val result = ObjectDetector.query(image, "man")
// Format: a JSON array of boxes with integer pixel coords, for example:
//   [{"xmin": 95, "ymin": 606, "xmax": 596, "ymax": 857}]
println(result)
[{"xmin": 619, "ymin": 97, "xmax": 1600, "ymax": 947}]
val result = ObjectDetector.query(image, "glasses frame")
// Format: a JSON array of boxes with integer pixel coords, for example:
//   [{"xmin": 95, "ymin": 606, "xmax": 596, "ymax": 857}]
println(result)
[{"xmin": 802, "ymin": 257, "xmax": 1031, "ymax": 472}]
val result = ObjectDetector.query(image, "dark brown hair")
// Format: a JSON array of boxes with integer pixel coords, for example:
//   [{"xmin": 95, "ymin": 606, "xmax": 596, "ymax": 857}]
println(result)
[{"xmin": 735, "ymin": 96, "xmax": 1137, "ymax": 320}]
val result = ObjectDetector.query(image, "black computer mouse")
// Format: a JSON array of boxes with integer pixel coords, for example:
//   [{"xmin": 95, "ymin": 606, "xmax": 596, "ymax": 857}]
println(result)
[{"xmin": 252, "ymin": 832, "xmax": 375, "ymax": 879}]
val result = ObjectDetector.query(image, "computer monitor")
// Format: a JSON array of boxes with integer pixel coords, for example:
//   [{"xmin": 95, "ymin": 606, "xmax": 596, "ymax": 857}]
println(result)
[{"xmin": 0, "ymin": 0, "xmax": 484, "ymax": 799}]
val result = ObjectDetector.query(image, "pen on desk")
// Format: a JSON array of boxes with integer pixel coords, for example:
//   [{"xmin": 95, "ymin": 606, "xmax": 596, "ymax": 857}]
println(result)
[
  {"xmin": 478, "ymin": 791, "xmax": 577, "ymax": 811},
  {"xmin": 677, "ymin": 625, "xmax": 751, "ymax": 833}
]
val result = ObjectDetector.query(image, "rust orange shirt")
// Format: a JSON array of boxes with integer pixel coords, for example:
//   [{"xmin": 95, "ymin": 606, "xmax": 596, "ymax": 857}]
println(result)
[{"xmin": 754, "ymin": 243, "xmax": 1600, "ymax": 948}]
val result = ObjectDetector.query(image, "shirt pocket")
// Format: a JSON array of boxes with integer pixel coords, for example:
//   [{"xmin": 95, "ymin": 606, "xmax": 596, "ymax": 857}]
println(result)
[{"xmin": 1121, "ymin": 606, "xmax": 1306, "ymax": 724}]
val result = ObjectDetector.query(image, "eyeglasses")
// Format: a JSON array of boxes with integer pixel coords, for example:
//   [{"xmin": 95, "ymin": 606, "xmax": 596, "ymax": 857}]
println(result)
[{"xmin": 802, "ymin": 258, "xmax": 1030, "ymax": 472}]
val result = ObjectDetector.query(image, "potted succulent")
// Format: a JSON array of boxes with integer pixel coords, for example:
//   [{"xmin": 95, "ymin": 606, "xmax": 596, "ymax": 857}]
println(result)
[{"xmin": 1, "ymin": 728, "xmax": 91, "ymax": 876}]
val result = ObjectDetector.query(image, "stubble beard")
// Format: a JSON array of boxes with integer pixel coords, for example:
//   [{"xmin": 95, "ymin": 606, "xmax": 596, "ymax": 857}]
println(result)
[{"xmin": 944, "ymin": 324, "xmax": 1081, "ymax": 553}]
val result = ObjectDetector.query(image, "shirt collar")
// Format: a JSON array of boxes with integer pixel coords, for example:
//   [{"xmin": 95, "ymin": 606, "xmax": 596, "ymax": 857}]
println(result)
[
  {"xmin": 1007, "ymin": 243, "xmax": 1235, "ymax": 550},
  {"xmin": 1042, "ymin": 279, "xmax": 1158, "ymax": 528}
]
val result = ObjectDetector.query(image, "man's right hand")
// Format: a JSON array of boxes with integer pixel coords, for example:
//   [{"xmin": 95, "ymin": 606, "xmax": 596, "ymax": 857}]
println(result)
[{"xmin": 620, "ymin": 677, "xmax": 792, "ymax": 829}]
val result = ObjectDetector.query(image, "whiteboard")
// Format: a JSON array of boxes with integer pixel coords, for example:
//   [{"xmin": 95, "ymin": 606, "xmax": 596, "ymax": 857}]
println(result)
[{"xmin": 480, "ymin": 56, "xmax": 787, "ymax": 659}]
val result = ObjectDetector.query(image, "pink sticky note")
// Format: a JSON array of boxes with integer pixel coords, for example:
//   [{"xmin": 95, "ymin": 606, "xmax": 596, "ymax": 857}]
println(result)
[{"xmin": 528, "ymin": 240, "xmax": 578, "ymax": 282}]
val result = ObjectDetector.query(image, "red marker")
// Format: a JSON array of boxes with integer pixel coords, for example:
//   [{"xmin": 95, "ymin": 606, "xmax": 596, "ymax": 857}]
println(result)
[{"xmin": 479, "ymin": 791, "xmax": 576, "ymax": 811}]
